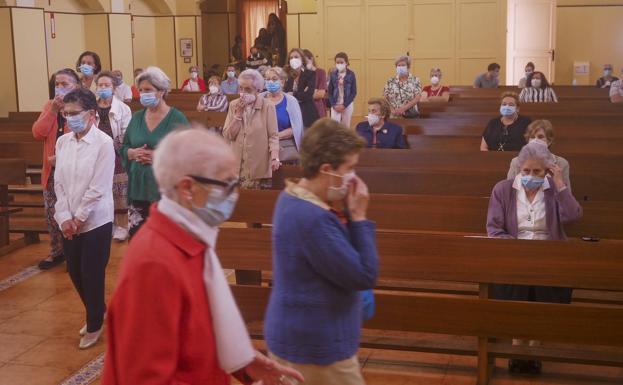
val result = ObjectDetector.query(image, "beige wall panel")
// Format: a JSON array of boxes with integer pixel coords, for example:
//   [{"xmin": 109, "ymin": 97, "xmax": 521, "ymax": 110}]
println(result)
[
  {"xmin": 412, "ymin": 1, "xmax": 454, "ymax": 57},
  {"xmin": 325, "ymin": 5, "xmax": 362, "ymax": 57},
  {"xmin": 286, "ymin": 14, "xmax": 299, "ymax": 49},
  {"xmin": 411, "ymin": 58, "xmax": 455, "ymax": 85},
  {"xmin": 457, "ymin": 57, "xmax": 496, "ymax": 85},
  {"xmin": 154, "ymin": 17, "xmax": 176, "ymax": 86},
  {"xmin": 202, "ymin": 13, "xmax": 230, "ymax": 70},
  {"xmin": 300, "ymin": 14, "xmax": 320, "ymax": 58},
  {"xmin": 196, "ymin": 16, "xmax": 203, "ymax": 74},
  {"xmin": 34, "ymin": 0, "xmax": 102, "ymax": 12},
  {"xmin": 108, "ymin": 14, "xmax": 134, "ymax": 81},
  {"xmin": 12, "ymin": 8, "xmax": 48, "ymax": 111},
  {"xmin": 556, "ymin": 6, "xmax": 623, "ymax": 85},
  {"xmin": 228, "ymin": 12, "xmax": 237, "ymax": 51},
  {"xmin": 288, "ymin": 0, "xmax": 317, "ymax": 13},
  {"xmin": 175, "ymin": 16, "xmax": 198, "ymax": 88},
  {"xmin": 367, "ymin": 59, "xmax": 396, "ymax": 101},
  {"xmin": 0, "ymin": 8, "xmax": 17, "ymax": 117},
  {"xmin": 132, "ymin": 17, "xmax": 158, "ymax": 73},
  {"xmin": 366, "ymin": 3, "xmax": 408, "ymax": 57},
  {"xmin": 84, "ymin": 14, "xmax": 111, "ymax": 70},
  {"xmin": 45, "ymin": 13, "xmax": 86, "ymax": 76},
  {"xmin": 457, "ymin": 1, "xmax": 497, "ymax": 55}
]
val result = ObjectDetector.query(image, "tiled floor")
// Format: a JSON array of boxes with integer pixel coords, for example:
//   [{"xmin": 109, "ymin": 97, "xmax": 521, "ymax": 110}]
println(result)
[{"xmin": 0, "ymin": 237, "xmax": 621, "ymax": 385}]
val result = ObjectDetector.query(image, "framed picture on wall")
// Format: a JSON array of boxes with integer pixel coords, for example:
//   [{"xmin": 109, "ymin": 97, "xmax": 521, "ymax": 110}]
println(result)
[{"xmin": 180, "ymin": 38, "xmax": 193, "ymax": 57}]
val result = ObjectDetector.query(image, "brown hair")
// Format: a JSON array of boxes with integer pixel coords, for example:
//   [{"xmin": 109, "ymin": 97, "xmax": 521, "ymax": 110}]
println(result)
[
  {"xmin": 335, "ymin": 52, "xmax": 349, "ymax": 64},
  {"xmin": 524, "ymin": 119, "xmax": 555, "ymax": 144},
  {"xmin": 500, "ymin": 91, "xmax": 520, "ymax": 106},
  {"xmin": 300, "ymin": 118, "xmax": 366, "ymax": 178},
  {"xmin": 368, "ymin": 97, "xmax": 391, "ymax": 120},
  {"xmin": 208, "ymin": 76, "xmax": 221, "ymax": 86}
]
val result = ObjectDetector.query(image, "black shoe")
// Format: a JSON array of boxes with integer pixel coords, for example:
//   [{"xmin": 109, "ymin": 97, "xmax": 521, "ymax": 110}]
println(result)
[
  {"xmin": 38, "ymin": 255, "xmax": 65, "ymax": 270},
  {"xmin": 525, "ymin": 360, "xmax": 542, "ymax": 374},
  {"xmin": 508, "ymin": 359, "xmax": 528, "ymax": 374}
]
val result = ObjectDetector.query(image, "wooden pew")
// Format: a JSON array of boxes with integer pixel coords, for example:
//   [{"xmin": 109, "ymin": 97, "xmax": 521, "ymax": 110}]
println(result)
[{"xmin": 0, "ymin": 159, "xmax": 26, "ymax": 253}]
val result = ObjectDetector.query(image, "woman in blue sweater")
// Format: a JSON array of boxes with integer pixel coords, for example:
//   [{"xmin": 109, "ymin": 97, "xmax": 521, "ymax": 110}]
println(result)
[{"xmin": 265, "ymin": 118, "xmax": 378, "ymax": 385}]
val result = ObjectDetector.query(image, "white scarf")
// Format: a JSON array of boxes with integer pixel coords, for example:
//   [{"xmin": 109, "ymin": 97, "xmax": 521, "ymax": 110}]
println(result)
[{"xmin": 157, "ymin": 196, "xmax": 255, "ymax": 373}]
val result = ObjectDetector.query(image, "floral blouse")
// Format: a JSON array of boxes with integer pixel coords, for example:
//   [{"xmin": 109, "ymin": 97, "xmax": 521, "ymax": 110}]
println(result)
[{"xmin": 383, "ymin": 74, "xmax": 422, "ymax": 115}]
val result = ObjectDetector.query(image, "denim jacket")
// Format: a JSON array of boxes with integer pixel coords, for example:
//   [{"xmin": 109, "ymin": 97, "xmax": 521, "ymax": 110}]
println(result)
[{"xmin": 328, "ymin": 68, "xmax": 357, "ymax": 108}]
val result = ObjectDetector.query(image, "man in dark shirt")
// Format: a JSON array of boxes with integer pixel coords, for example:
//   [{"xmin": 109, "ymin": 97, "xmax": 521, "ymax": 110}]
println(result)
[{"xmin": 245, "ymin": 46, "xmax": 268, "ymax": 70}]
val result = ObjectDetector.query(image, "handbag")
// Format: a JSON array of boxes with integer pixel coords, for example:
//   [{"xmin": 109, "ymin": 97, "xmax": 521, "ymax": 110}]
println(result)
[
  {"xmin": 402, "ymin": 108, "xmax": 419, "ymax": 119},
  {"xmin": 279, "ymin": 138, "xmax": 299, "ymax": 162}
]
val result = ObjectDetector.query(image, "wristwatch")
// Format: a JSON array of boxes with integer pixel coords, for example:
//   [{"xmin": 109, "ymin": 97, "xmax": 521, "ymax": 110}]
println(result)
[{"xmin": 272, "ymin": 158, "xmax": 280, "ymax": 162}]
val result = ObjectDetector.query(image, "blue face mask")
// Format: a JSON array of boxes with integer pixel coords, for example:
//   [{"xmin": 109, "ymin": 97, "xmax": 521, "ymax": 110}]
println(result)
[
  {"xmin": 55, "ymin": 87, "xmax": 70, "ymax": 97},
  {"xmin": 140, "ymin": 92, "xmax": 159, "ymax": 107},
  {"xmin": 66, "ymin": 112, "xmax": 89, "ymax": 134},
  {"xmin": 96, "ymin": 87, "xmax": 113, "ymax": 100},
  {"xmin": 79, "ymin": 64, "xmax": 94, "ymax": 77},
  {"xmin": 500, "ymin": 105, "xmax": 516, "ymax": 116},
  {"xmin": 521, "ymin": 175, "xmax": 545, "ymax": 190},
  {"xmin": 266, "ymin": 80, "xmax": 281, "ymax": 93},
  {"xmin": 192, "ymin": 191, "xmax": 239, "ymax": 227},
  {"xmin": 227, "ymin": 71, "xmax": 236, "ymax": 78}
]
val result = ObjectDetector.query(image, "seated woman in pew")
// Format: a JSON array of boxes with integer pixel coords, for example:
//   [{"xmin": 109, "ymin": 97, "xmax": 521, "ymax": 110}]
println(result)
[
  {"xmin": 181, "ymin": 65, "xmax": 207, "ymax": 93},
  {"xmin": 486, "ymin": 141, "xmax": 582, "ymax": 375},
  {"xmin": 221, "ymin": 65, "xmax": 240, "ymax": 95},
  {"xmin": 507, "ymin": 120, "xmax": 571, "ymax": 192},
  {"xmin": 196, "ymin": 76, "xmax": 229, "ymax": 113},
  {"xmin": 518, "ymin": 71, "xmax": 558, "ymax": 103},
  {"xmin": 480, "ymin": 92, "xmax": 531, "ymax": 151},
  {"xmin": 32, "ymin": 68, "xmax": 81, "ymax": 270},
  {"xmin": 610, "ymin": 69, "xmax": 623, "ymax": 103},
  {"xmin": 420, "ymin": 68, "xmax": 450, "ymax": 103},
  {"xmin": 356, "ymin": 97, "xmax": 407, "ymax": 149}
]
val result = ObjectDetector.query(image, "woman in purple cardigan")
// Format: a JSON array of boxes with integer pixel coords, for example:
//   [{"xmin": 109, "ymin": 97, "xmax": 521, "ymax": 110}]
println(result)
[{"xmin": 486, "ymin": 142, "xmax": 582, "ymax": 375}]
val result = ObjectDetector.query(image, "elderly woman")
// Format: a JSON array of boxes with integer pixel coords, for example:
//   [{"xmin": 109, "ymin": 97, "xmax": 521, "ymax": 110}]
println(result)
[
  {"xmin": 480, "ymin": 92, "xmax": 531, "ymax": 151},
  {"xmin": 262, "ymin": 66, "xmax": 304, "ymax": 164},
  {"xmin": 508, "ymin": 120, "xmax": 571, "ymax": 191},
  {"xmin": 222, "ymin": 69, "xmax": 279, "ymax": 189},
  {"xmin": 487, "ymin": 142, "xmax": 582, "ymax": 375},
  {"xmin": 120, "ymin": 66, "xmax": 189, "ymax": 237},
  {"xmin": 95, "ymin": 71, "xmax": 132, "ymax": 241},
  {"xmin": 181, "ymin": 65, "xmax": 207, "ymax": 92},
  {"xmin": 421, "ymin": 68, "xmax": 450, "ymax": 103},
  {"xmin": 32, "ymin": 68, "xmax": 81, "ymax": 270},
  {"xmin": 221, "ymin": 65, "xmax": 239, "ymax": 95},
  {"xmin": 383, "ymin": 55, "xmax": 422, "ymax": 118},
  {"xmin": 356, "ymin": 97, "xmax": 406, "ymax": 149},
  {"xmin": 54, "ymin": 88, "xmax": 115, "ymax": 349},
  {"xmin": 265, "ymin": 118, "xmax": 378, "ymax": 385},
  {"xmin": 197, "ymin": 76, "xmax": 229, "ymax": 112},
  {"xmin": 76, "ymin": 51, "xmax": 102, "ymax": 92},
  {"xmin": 519, "ymin": 71, "xmax": 558, "ymax": 103},
  {"xmin": 111, "ymin": 69, "xmax": 133, "ymax": 102},
  {"xmin": 102, "ymin": 128, "xmax": 304, "ymax": 385},
  {"xmin": 285, "ymin": 48, "xmax": 319, "ymax": 128}
]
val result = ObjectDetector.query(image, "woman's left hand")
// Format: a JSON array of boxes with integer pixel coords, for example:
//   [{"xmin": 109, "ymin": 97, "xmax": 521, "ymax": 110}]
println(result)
[
  {"xmin": 549, "ymin": 164, "xmax": 566, "ymax": 190},
  {"xmin": 244, "ymin": 351, "xmax": 305, "ymax": 385},
  {"xmin": 271, "ymin": 159, "xmax": 281, "ymax": 171},
  {"xmin": 137, "ymin": 149, "xmax": 154, "ymax": 165}
]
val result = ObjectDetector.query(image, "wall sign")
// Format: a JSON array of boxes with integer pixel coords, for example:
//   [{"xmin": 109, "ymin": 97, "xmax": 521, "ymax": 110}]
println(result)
[{"xmin": 180, "ymin": 38, "xmax": 193, "ymax": 58}]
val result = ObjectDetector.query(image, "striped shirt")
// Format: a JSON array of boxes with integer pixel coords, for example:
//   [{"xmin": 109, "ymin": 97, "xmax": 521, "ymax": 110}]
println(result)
[
  {"xmin": 519, "ymin": 87, "xmax": 558, "ymax": 103},
  {"xmin": 199, "ymin": 93, "xmax": 228, "ymax": 112}
]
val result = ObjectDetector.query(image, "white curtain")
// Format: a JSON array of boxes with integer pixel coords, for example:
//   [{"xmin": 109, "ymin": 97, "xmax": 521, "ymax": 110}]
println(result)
[{"xmin": 241, "ymin": 0, "xmax": 279, "ymax": 56}]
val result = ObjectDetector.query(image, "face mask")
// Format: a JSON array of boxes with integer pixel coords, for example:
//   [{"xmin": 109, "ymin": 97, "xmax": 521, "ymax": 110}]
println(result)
[
  {"xmin": 208, "ymin": 85, "xmax": 219, "ymax": 95},
  {"xmin": 525, "ymin": 70, "xmax": 533, "ymax": 77},
  {"xmin": 289, "ymin": 57, "xmax": 302, "ymax": 70},
  {"xmin": 96, "ymin": 87, "xmax": 113, "ymax": 100},
  {"xmin": 240, "ymin": 92, "xmax": 256, "ymax": 105},
  {"xmin": 531, "ymin": 78, "xmax": 542, "ymax": 88},
  {"xmin": 192, "ymin": 190, "xmax": 239, "ymax": 227},
  {"xmin": 430, "ymin": 76, "xmax": 440, "ymax": 85},
  {"xmin": 227, "ymin": 71, "xmax": 236, "ymax": 78},
  {"xmin": 367, "ymin": 114, "xmax": 380, "ymax": 127},
  {"xmin": 604, "ymin": 69, "xmax": 612, "ymax": 77},
  {"xmin": 265, "ymin": 80, "xmax": 281, "ymax": 93},
  {"xmin": 66, "ymin": 112, "xmax": 89, "ymax": 134},
  {"xmin": 396, "ymin": 66, "xmax": 408, "ymax": 76},
  {"xmin": 500, "ymin": 105, "xmax": 516, "ymax": 116},
  {"xmin": 529, "ymin": 138, "xmax": 549, "ymax": 147},
  {"xmin": 79, "ymin": 64, "xmax": 94, "ymax": 77},
  {"xmin": 336, "ymin": 63, "xmax": 346, "ymax": 72},
  {"xmin": 306, "ymin": 62, "xmax": 314, "ymax": 71},
  {"xmin": 55, "ymin": 86, "xmax": 70, "ymax": 97},
  {"xmin": 140, "ymin": 92, "xmax": 159, "ymax": 107},
  {"xmin": 521, "ymin": 175, "xmax": 545, "ymax": 190},
  {"xmin": 324, "ymin": 171, "xmax": 356, "ymax": 202},
  {"xmin": 190, "ymin": 72, "xmax": 198, "ymax": 79}
]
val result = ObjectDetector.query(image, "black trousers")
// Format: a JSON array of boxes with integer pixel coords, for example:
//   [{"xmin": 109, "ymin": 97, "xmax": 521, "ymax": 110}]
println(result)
[{"xmin": 63, "ymin": 222, "xmax": 113, "ymax": 333}]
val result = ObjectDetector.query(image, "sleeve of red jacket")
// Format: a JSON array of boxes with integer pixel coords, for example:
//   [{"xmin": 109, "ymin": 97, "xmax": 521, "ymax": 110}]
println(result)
[
  {"xmin": 102, "ymin": 262, "xmax": 183, "ymax": 385},
  {"xmin": 199, "ymin": 78, "xmax": 207, "ymax": 92},
  {"xmin": 32, "ymin": 100, "xmax": 57, "ymax": 140}
]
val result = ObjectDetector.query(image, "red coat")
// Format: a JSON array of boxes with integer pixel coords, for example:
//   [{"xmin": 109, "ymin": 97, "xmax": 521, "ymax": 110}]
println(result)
[
  {"xmin": 102, "ymin": 205, "xmax": 248, "ymax": 385},
  {"xmin": 181, "ymin": 77, "xmax": 207, "ymax": 92}
]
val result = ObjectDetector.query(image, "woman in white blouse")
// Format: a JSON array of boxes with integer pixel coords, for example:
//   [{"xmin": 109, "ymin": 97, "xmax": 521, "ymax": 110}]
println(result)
[
  {"xmin": 518, "ymin": 71, "xmax": 558, "ymax": 103},
  {"xmin": 54, "ymin": 88, "xmax": 115, "ymax": 350}
]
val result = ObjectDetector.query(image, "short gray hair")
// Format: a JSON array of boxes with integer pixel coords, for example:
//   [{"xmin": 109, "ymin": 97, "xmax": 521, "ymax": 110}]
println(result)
[
  {"xmin": 153, "ymin": 126, "xmax": 235, "ymax": 198},
  {"xmin": 517, "ymin": 141, "xmax": 553, "ymax": 169},
  {"xmin": 239, "ymin": 69, "xmax": 265, "ymax": 91},
  {"xmin": 135, "ymin": 66, "xmax": 171, "ymax": 94},
  {"xmin": 265, "ymin": 66, "xmax": 288, "ymax": 82},
  {"xmin": 395, "ymin": 55, "xmax": 411, "ymax": 68}
]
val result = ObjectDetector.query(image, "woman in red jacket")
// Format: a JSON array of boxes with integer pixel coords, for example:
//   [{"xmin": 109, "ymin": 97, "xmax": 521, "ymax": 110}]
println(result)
[
  {"xmin": 181, "ymin": 65, "xmax": 207, "ymax": 92},
  {"xmin": 102, "ymin": 127, "xmax": 303, "ymax": 385},
  {"xmin": 32, "ymin": 68, "xmax": 81, "ymax": 270}
]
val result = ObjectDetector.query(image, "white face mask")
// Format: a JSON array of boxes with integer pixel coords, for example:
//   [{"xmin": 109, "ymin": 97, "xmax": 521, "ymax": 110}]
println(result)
[
  {"xmin": 209, "ymin": 85, "xmax": 219, "ymax": 95},
  {"xmin": 531, "ymin": 78, "xmax": 542, "ymax": 88},
  {"xmin": 396, "ymin": 65, "xmax": 408, "ymax": 76},
  {"xmin": 336, "ymin": 63, "xmax": 346, "ymax": 72},
  {"xmin": 367, "ymin": 114, "xmax": 380, "ymax": 127},
  {"xmin": 529, "ymin": 138, "xmax": 549, "ymax": 147},
  {"xmin": 190, "ymin": 72, "xmax": 198, "ymax": 79},
  {"xmin": 323, "ymin": 171, "xmax": 356, "ymax": 202},
  {"xmin": 430, "ymin": 76, "xmax": 440, "ymax": 85},
  {"xmin": 289, "ymin": 57, "xmax": 302, "ymax": 70}
]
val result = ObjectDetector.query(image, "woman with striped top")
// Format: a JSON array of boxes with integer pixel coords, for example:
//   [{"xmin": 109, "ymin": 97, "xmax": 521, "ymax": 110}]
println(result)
[
  {"xmin": 196, "ymin": 76, "xmax": 229, "ymax": 112},
  {"xmin": 519, "ymin": 71, "xmax": 558, "ymax": 103}
]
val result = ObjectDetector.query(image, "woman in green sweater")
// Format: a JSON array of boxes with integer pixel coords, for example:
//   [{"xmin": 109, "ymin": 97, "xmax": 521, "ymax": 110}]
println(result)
[{"xmin": 120, "ymin": 66, "xmax": 189, "ymax": 237}]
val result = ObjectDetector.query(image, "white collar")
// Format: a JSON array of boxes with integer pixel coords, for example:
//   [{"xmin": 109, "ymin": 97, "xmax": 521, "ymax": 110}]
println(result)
[{"xmin": 70, "ymin": 123, "xmax": 98, "ymax": 144}]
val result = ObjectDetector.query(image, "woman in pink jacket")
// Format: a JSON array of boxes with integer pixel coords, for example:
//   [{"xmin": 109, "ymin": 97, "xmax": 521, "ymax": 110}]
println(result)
[{"xmin": 31, "ymin": 68, "xmax": 81, "ymax": 270}]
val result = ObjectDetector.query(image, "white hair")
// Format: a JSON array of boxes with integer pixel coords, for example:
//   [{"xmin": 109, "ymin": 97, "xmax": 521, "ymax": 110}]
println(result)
[
  {"xmin": 153, "ymin": 126, "xmax": 235, "ymax": 198},
  {"xmin": 238, "ymin": 69, "xmax": 265, "ymax": 91},
  {"xmin": 135, "ymin": 66, "xmax": 171, "ymax": 94},
  {"xmin": 517, "ymin": 141, "xmax": 553, "ymax": 169},
  {"xmin": 395, "ymin": 55, "xmax": 412, "ymax": 68}
]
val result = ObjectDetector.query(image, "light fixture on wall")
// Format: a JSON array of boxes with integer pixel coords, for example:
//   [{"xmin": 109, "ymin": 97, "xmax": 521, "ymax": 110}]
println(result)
[{"xmin": 50, "ymin": 12, "xmax": 56, "ymax": 39}]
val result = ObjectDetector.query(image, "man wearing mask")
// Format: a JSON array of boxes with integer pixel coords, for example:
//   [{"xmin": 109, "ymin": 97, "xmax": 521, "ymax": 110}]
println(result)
[
  {"xmin": 111, "ymin": 70, "xmax": 133, "ymax": 102},
  {"xmin": 596, "ymin": 64, "xmax": 619, "ymax": 89},
  {"xmin": 474, "ymin": 62, "xmax": 501, "ymax": 88}
]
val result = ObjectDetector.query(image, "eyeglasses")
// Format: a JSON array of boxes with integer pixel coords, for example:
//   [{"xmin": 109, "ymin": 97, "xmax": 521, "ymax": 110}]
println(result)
[
  {"xmin": 188, "ymin": 175, "xmax": 240, "ymax": 197},
  {"xmin": 62, "ymin": 110, "xmax": 85, "ymax": 118}
]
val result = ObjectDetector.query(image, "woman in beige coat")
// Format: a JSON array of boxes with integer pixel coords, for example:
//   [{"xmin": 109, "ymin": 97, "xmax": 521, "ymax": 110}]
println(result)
[{"xmin": 223, "ymin": 69, "xmax": 280, "ymax": 189}]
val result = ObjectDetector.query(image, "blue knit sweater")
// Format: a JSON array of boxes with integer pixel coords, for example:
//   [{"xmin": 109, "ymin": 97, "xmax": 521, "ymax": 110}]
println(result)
[{"xmin": 264, "ymin": 190, "xmax": 379, "ymax": 365}]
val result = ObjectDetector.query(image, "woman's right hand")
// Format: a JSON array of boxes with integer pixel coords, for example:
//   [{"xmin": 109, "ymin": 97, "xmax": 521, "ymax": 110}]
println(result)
[
  {"xmin": 346, "ymin": 175, "xmax": 369, "ymax": 221},
  {"xmin": 51, "ymin": 95, "xmax": 64, "ymax": 113},
  {"xmin": 128, "ymin": 145, "xmax": 148, "ymax": 161}
]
